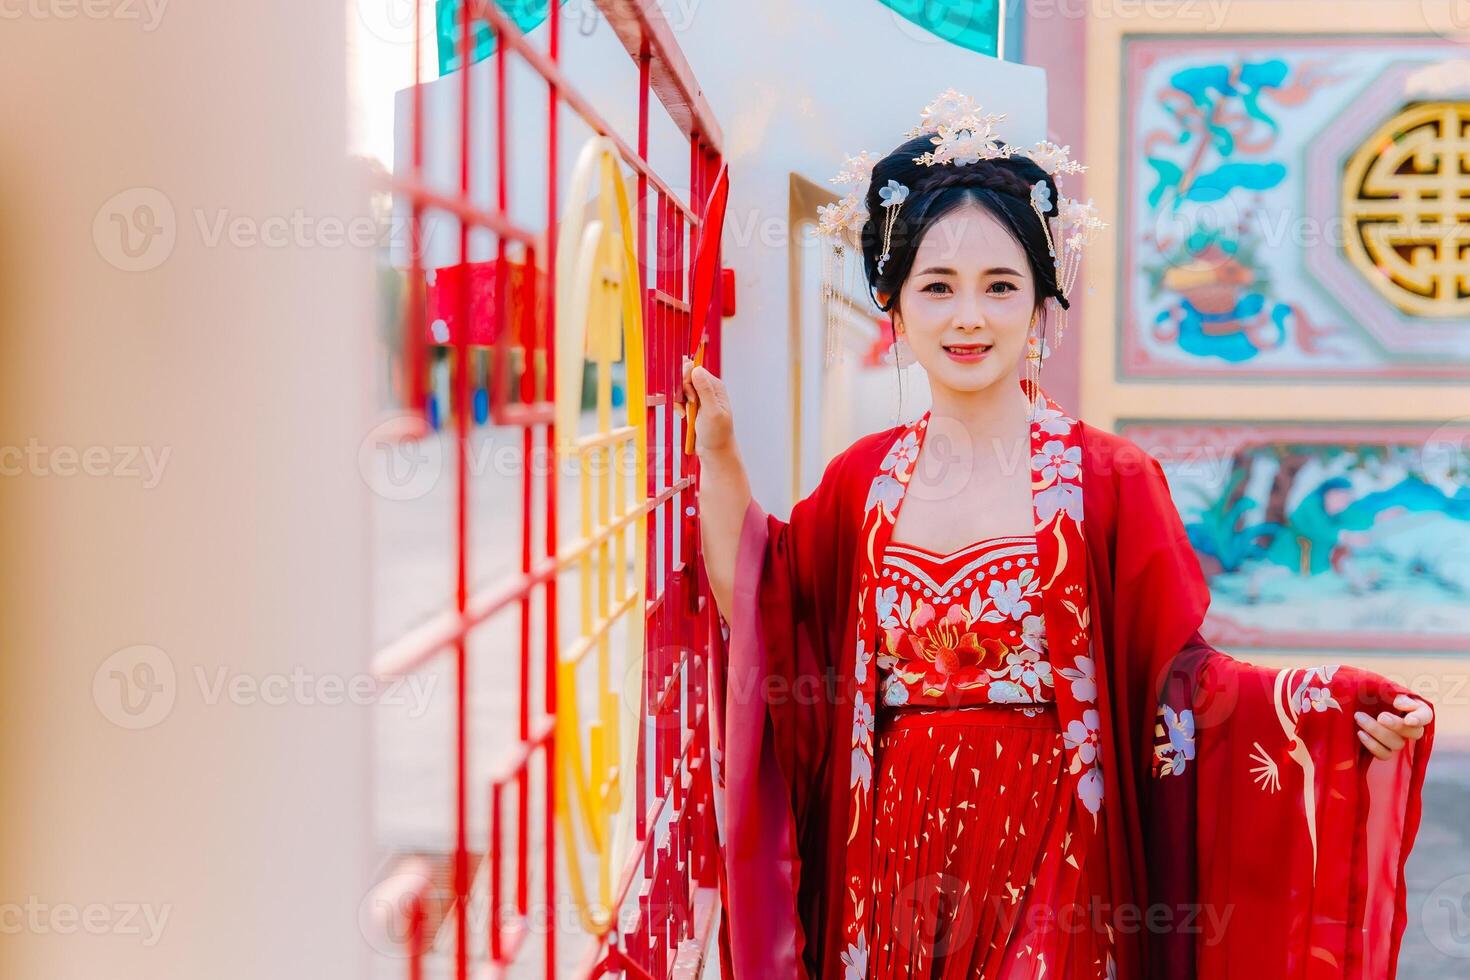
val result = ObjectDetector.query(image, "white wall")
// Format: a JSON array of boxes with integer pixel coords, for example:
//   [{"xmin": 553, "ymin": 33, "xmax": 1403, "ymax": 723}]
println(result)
[{"xmin": 394, "ymin": 0, "xmax": 1047, "ymax": 514}]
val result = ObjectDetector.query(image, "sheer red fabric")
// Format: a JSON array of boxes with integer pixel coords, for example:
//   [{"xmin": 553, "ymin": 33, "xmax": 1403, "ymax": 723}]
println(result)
[{"xmin": 1148, "ymin": 646, "xmax": 1433, "ymax": 979}]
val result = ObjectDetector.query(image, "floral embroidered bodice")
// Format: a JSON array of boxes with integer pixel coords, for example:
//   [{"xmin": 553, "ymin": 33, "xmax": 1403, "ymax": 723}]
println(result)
[{"xmin": 874, "ymin": 534, "xmax": 1055, "ymax": 710}]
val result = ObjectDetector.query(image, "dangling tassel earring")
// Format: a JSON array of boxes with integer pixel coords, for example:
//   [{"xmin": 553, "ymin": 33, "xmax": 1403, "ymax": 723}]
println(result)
[
  {"xmin": 869, "ymin": 182, "xmax": 911, "ymax": 371},
  {"xmin": 1025, "ymin": 309, "xmax": 1046, "ymax": 418},
  {"xmin": 890, "ymin": 318, "xmax": 915, "ymax": 368},
  {"xmin": 1053, "ymin": 297, "xmax": 1069, "ymax": 358}
]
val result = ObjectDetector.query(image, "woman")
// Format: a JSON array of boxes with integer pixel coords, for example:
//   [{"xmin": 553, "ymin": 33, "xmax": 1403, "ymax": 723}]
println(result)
[{"xmin": 682, "ymin": 91, "xmax": 1435, "ymax": 980}]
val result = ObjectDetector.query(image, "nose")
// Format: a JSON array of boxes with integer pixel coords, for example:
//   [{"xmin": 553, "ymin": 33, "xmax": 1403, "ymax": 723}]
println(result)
[{"xmin": 953, "ymin": 291, "xmax": 986, "ymax": 331}]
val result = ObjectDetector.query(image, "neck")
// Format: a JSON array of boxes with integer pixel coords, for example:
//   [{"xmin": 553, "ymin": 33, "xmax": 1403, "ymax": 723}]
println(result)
[{"xmin": 925, "ymin": 371, "xmax": 1035, "ymax": 448}]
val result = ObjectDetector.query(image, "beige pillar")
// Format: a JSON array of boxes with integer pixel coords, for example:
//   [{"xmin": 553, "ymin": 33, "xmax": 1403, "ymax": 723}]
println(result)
[{"xmin": 0, "ymin": 2, "xmax": 374, "ymax": 977}]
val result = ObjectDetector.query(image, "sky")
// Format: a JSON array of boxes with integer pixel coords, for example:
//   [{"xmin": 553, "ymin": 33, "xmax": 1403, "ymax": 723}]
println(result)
[{"xmin": 346, "ymin": 0, "xmax": 436, "ymax": 170}]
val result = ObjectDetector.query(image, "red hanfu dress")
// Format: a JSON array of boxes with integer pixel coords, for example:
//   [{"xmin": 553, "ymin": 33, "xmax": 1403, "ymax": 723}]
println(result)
[
  {"xmin": 867, "ymin": 535, "xmax": 1111, "ymax": 977},
  {"xmin": 704, "ymin": 379, "xmax": 1434, "ymax": 980}
]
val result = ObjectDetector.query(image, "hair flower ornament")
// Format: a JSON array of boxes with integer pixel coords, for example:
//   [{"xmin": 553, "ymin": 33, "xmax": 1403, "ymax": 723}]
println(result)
[
  {"xmin": 876, "ymin": 179, "xmax": 909, "ymax": 275},
  {"xmin": 1028, "ymin": 140, "xmax": 1088, "ymax": 178},
  {"xmin": 1030, "ymin": 180, "xmax": 1055, "ymax": 257},
  {"xmin": 817, "ymin": 150, "xmax": 874, "ymax": 245},
  {"xmin": 816, "ymin": 88, "xmax": 1108, "ymax": 369},
  {"xmin": 878, "ymin": 179, "xmax": 909, "ymax": 207}
]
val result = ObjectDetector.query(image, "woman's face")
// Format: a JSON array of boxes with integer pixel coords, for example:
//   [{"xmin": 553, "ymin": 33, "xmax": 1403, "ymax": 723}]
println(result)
[{"xmin": 891, "ymin": 203, "xmax": 1037, "ymax": 394}]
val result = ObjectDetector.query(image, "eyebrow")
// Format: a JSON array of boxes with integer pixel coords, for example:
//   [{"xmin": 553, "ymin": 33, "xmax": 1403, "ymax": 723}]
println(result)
[{"xmin": 915, "ymin": 265, "xmax": 1025, "ymax": 277}]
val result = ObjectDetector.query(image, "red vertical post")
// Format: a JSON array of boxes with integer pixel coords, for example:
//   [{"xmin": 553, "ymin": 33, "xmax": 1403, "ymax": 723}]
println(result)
[
  {"xmin": 542, "ymin": 3, "xmax": 561, "ymax": 978},
  {"xmin": 409, "ymin": 887, "xmax": 426, "ymax": 980},
  {"xmin": 452, "ymin": 6, "xmax": 473, "ymax": 980},
  {"xmin": 404, "ymin": 0, "xmax": 427, "ymax": 421}
]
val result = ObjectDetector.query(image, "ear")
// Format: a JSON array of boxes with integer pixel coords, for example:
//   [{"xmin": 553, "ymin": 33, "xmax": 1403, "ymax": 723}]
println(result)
[{"xmin": 878, "ymin": 292, "xmax": 903, "ymax": 332}]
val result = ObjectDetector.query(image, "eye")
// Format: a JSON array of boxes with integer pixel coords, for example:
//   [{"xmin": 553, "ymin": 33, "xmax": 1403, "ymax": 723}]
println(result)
[
  {"xmin": 988, "ymin": 281, "xmax": 1019, "ymax": 294},
  {"xmin": 920, "ymin": 282, "xmax": 951, "ymax": 294}
]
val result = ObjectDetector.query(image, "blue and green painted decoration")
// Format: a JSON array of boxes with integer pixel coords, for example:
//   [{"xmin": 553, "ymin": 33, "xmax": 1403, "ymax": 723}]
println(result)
[
  {"xmin": 437, "ymin": 0, "xmax": 1006, "ymax": 75},
  {"xmin": 1125, "ymin": 422, "xmax": 1470, "ymax": 651},
  {"xmin": 875, "ymin": 0, "xmax": 1003, "ymax": 56},
  {"xmin": 435, "ymin": 0, "xmax": 564, "ymax": 76}
]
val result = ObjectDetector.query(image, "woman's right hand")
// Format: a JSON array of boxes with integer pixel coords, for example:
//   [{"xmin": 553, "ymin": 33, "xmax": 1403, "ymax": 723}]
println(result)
[
  {"xmin": 679, "ymin": 354, "xmax": 749, "ymax": 622},
  {"xmin": 680, "ymin": 355, "xmax": 735, "ymax": 457}
]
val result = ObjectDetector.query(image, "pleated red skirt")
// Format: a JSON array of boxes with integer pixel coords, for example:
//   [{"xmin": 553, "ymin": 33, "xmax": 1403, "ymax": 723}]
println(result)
[{"xmin": 867, "ymin": 701, "xmax": 1075, "ymax": 978}]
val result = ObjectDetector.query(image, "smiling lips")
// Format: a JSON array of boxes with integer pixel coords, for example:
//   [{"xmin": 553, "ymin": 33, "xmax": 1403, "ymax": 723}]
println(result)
[{"xmin": 943, "ymin": 343, "xmax": 992, "ymax": 362}]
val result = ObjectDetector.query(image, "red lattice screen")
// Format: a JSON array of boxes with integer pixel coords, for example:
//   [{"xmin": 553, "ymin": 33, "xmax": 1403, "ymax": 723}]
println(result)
[{"xmin": 369, "ymin": 2, "xmax": 727, "ymax": 978}]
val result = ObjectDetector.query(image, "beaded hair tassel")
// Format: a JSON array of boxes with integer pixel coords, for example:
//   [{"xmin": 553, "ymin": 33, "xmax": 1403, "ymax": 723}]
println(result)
[{"xmin": 819, "ymin": 152, "xmax": 876, "ymax": 366}]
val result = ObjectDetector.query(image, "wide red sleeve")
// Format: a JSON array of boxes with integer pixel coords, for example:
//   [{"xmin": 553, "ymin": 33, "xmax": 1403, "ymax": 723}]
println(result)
[
  {"xmin": 746, "ymin": 452, "xmax": 852, "ymax": 823},
  {"xmin": 1106, "ymin": 437, "xmax": 1213, "ymax": 717},
  {"xmin": 709, "ymin": 448, "xmax": 856, "ymax": 980},
  {"xmin": 1081, "ymin": 428, "xmax": 1217, "ymax": 977},
  {"xmin": 1150, "ymin": 651, "xmax": 1434, "ymax": 979},
  {"xmin": 1088, "ymin": 430, "xmax": 1437, "ymax": 978}
]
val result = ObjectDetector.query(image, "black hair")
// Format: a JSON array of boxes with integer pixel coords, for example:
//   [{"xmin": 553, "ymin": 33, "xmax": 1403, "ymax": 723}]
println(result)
[{"xmin": 860, "ymin": 133, "xmax": 1069, "ymax": 319}]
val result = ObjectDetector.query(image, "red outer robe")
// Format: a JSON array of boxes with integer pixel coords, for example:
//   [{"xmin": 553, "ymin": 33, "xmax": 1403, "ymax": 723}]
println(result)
[{"xmin": 704, "ymin": 382, "xmax": 1433, "ymax": 979}]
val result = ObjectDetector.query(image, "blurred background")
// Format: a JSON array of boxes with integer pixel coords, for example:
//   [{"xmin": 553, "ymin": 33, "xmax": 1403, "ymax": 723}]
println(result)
[{"xmin": 2, "ymin": 1, "xmax": 1468, "ymax": 978}]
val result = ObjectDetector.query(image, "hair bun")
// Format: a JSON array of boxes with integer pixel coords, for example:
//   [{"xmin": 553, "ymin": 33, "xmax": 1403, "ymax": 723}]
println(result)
[{"xmin": 907, "ymin": 160, "xmax": 1041, "ymax": 210}]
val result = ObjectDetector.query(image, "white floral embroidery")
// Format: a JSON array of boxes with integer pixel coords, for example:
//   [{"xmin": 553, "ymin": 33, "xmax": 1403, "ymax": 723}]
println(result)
[
  {"xmin": 841, "ymin": 929, "xmax": 868, "ymax": 980},
  {"xmin": 875, "ymin": 585, "xmax": 899, "ymax": 628},
  {"xmin": 1020, "ymin": 613, "xmax": 1047, "ymax": 654},
  {"xmin": 986, "ymin": 578, "xmax": 1031, "ymax": 619},
  {"xmin": 1033, "ymin": 439, "xmax": 1082, "ymax": 482},
  {"xmin": 865, "ymin": 474, "xmax": 904, "ymax": 516},
  {"xmin": 969, "ymin": 567, "xmax": 1040, "ymax": 625},
  {"xmin": 1035, "ymin": 481, "xmax": 1083, "ymax": 523},
  {"xmin": 1065, "ymin": 709, "xmax": 1105, "ymax": 812},
  {"xmin": 880, "ymin": 431, "xmax": 919, "ymax": 479},
  {"xmin": 987, "ymin": 679, "xmax": 1031, "ymax": 704},
  {"xmin": 1058, "ymin": 654, "xmax": 1097, "ymax": 703},
  {"xmin": 1027, "ymin": 403, "xmax": 1072, "ymax": 435},
  {"xmin": 1299, "ymin": 686, "xmax": 1341, "ymax": 714},
  {"xmin": 1289, "ymin": 664, "xmax": 1342, "ymax": 716},
  {"xmin": 1078, "ymin": 765, "xmax": 1105, "ymax": 814},
  {"xmin": 850, "ymin": 691, "xmax": 873, "ymax": 792},
  {"xmin": 1064, "ymin": 709, "xmax": 1101, "ymax": 766},
  {"xmin": 1155, "ymin": 705, "xmax": 1196, "ymax": 777},
  {"xmin": 992, "ymin": 647, "xmax": 1055, "ymax": 697}
]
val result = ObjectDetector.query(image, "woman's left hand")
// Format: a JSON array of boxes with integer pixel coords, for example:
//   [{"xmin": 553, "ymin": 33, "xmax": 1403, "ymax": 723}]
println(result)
[{"xmin": 1355, "ymin": 694, "xmax": 1434, "ymax": 760}]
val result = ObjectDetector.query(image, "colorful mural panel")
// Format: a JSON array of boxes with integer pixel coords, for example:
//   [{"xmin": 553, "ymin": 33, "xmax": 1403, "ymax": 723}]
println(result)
[
  {"xmin": 1119, "ymin": 418, "xmax": 1470, "ymax": 653},
  {"xmin": 1120, "ymin": 37, "xmax": 1470, "ymax": 380}
]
